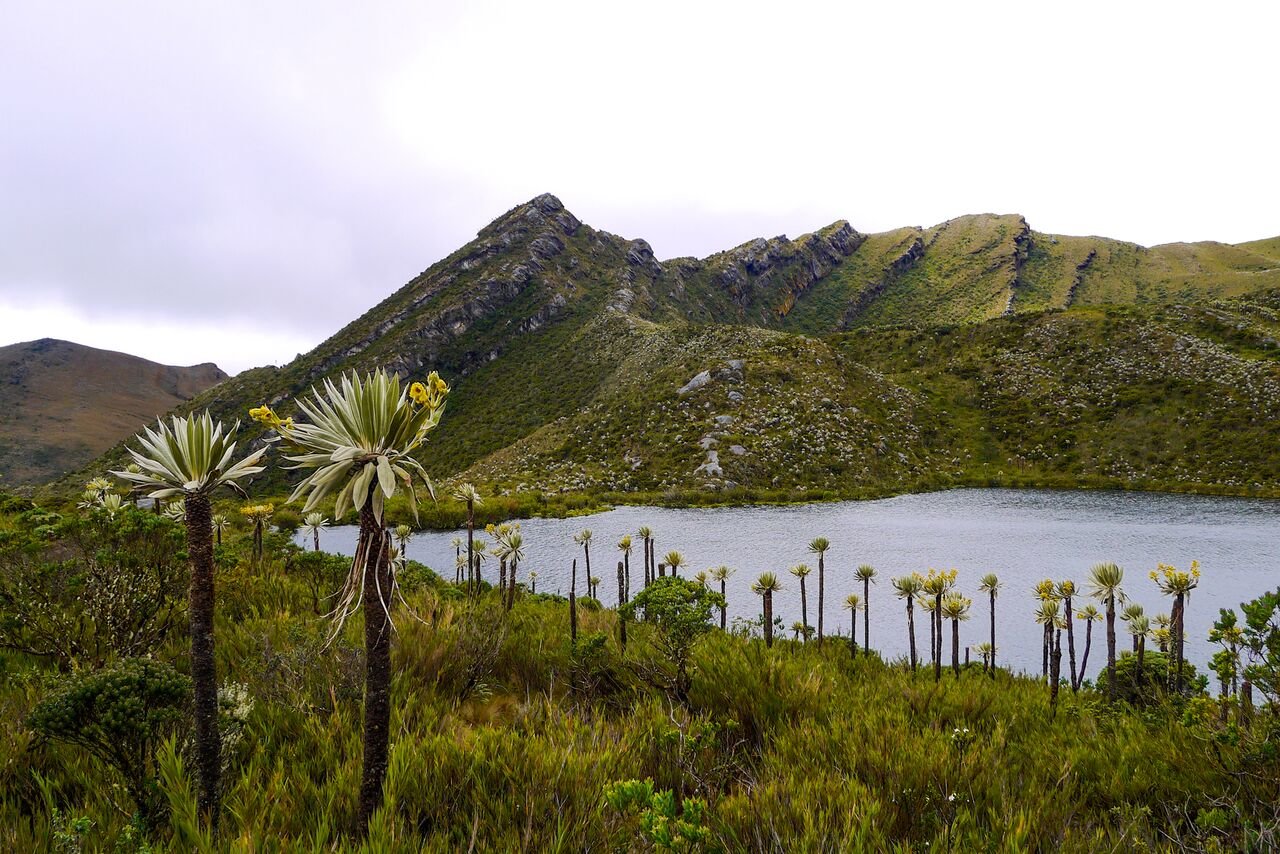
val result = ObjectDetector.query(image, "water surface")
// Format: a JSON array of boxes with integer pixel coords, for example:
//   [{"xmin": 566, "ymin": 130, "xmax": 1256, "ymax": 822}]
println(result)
[{"xmin": 303, "ymin": 489, "xmax": 1279, "ymax": 678}]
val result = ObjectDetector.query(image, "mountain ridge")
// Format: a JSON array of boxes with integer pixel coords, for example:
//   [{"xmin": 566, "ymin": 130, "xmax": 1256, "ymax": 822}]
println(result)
[{"xmin": 48, "ymin": 194, "xmax": 1280, "ymax": 503}]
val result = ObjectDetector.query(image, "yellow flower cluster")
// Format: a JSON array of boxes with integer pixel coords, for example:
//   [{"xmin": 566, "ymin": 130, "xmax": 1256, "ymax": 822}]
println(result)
[
  {"xmin": 249, "ymin": 405, "xmax": 293, "ymax": 431},
  {"xmin": 1034, "ymin": 578, "xmax": 1056, "ymax": 601},
  {"xmin": 409, "ymin": 371, "xmax": 449, "ymax": 409},
  {"xmin": 916, "ymin": 568, "xmax": 958, "ymax": 595},
  {"xmin": 239, "ymin": 503, "xmax": 275, "ymax": 520},
  {"xmin": 1149, "ymin": 560, "xmax": 1201, "ymax": 594}
]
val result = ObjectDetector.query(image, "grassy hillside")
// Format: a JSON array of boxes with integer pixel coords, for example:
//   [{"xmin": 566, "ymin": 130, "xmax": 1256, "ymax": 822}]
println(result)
[
  {"xmin": 0, "ymin": 339, "xmax": 226, "ymax": 486},
  {"xmin": 460, "ymin": 290, "xmax": 1280, "ymax": 499}
]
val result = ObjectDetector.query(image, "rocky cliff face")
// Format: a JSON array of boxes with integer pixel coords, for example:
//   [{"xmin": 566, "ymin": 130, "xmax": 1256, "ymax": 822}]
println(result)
[{"xmin": 0, "ymin": 339, "xmax": 226, "ymax": 485}]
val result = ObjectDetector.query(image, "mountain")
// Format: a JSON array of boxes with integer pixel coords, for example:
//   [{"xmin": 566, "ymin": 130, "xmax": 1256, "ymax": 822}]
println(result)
[
  {"xmin": 61, "ymin": 195, "xmax": 1280, "ymax": 501},
  {"xmin": 0, "ymin": 339, "xmax": 227, "ymax": 486}
]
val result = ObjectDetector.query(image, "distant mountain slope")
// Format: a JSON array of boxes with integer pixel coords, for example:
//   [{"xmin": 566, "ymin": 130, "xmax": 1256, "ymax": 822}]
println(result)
[
  {"xmin": 0, "ymin": 339, "xmax": 226, "ymax": 486},
  {"xmin": 61, "ymin": 195, "xmax": 1280, "ymax": 501}
]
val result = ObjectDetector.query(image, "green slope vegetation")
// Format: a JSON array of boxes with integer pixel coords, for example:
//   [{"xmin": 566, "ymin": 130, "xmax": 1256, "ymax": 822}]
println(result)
[{"xmin": 461, "ymin": 290, "xmax": 1280, "ymax": 499}]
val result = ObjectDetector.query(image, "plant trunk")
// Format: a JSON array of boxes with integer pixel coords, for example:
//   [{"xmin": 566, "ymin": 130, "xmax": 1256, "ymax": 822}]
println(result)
[
  {"xmin": 906, "ymin": 600, "xmax": 917, "ymax": 671},
  {"xmin": 1173, "ymin": 592, "xmax": 1185, "ymax": 694},
  {"xmin": 312, "ymin": 530, "xmax": 320, "ymax": 552},
  {"xmin": 799, "ymin": 577, "xmax": 808, "ymax": 639},
  {"xmin": 1042, "ymin": 623, "xmax": 1050, "ymax": 678},
  {"xmin": 989, "ymin": 590, "xmax": 996, "ymax": 675},
  {"xmin": 863, "ymin": 577, "xmax": 871, "ymax": 655},
  {"xmin": 357, "ymin": 498, "xmax": 393, "ymax": 833},
  {"xmin": 623, "ymin": 552, "xmax": 630, "ymax": 603},
  {"xmin": 506, "ymin": 558, "xmax": 517, "ymax": 611},
  {"xmin": 499, "ymin": 559, "xmax": 507, "ymax": 598},
  {"xmin": 933, "ymin": 594, "xmax": 943, "ymax": 683},
  {"xmin": 617, "ymin": 561, "xmax": 627, "ymax": 653},
  {"xmin": 659, "ymin": 563, "xmax": 666, "ymax": 578},
  {"xmin": 763, "ymin": 592, "xmax": 774, "ymax": 648},
  {"xmin": 851, "ymin": 610, "xmax": 858, "ymax": 656},
  {"xmin": 1105, "ymin": 595, "xmax": 1117, "ymax": 701},
  {"xmin": 570, "ymin": 559, "xmax": 578, "ymax": 644},
  {"xmin": 817, "ymin": 554, "xmax": 824, "ymax": 647},
  {"xmin": 1078, "ymin": 622, "xmax": 1093, "ymax": 690},
  {"xmin": 185, "ymin": 493, "xmax": 221, "ymax": 832},
  {"xmin": 719, "ymin": 580, "xmax": 727, "ymax": 630},
  {"xmin": 465, "ymin": 502, "xmax": 474, "ymax": 595},
  {"xmin": 951, "ymin": 617, "xmax": 960, "ymax": 676},
  {"xmin": 1050, "ymin": 628, "xmax": 1062, "ymax": 712},
  {"xmin": 1136, "ymin": 633, "xmax": 1146, "ymax": 687},
  {"xmin": 1064, "ymin": 595, "xmax": 1077, "ymax": 692},
  {"xmin": 583, "ymin": 544, "xmax": 591, "ymax": 598}
]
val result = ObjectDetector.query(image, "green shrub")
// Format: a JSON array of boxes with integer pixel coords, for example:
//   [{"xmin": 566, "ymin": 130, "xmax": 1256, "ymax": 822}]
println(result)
[
  {"xmin": 28, "ymin": 658, "xmax": 190, "ymax": 825},
  {"xmin": 0, "ymin": 507, "xmax": 186, "ymax": 668},
  {"xmin": 271, "ymin": 507, "xmax": 302, "ymax": 535},
  {"xmin": 1095, "ymin": 651, "xmax": 1203, "ymax": 706}
]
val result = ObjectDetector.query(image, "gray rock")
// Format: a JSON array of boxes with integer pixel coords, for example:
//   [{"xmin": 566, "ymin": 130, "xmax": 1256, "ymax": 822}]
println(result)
[
  {"xmin": 698, "ymin": 436, "xmax": 718, "ymax": 450},
  {"xmin": 694, "ymin": 450, "xmax": 723, "ymax": 478},
  {"xmin": 678, "ymin": 370, "xmax": 713, "ymax": 395},
  {"xmin": 727, "ymin": 390, "xmax": 744, "ymax": 402},
  {"xmin": 729, "ymin": 445, "xmax": 747, "ymax": 456},
  {"xmin": 714, "ymin": 414, "xmax": 735, "ymax": 426}
]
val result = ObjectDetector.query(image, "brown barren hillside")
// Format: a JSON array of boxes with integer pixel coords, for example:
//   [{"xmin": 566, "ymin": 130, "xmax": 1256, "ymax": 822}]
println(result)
[{"xmin": 0, "ymin": 339, "xmax": 226, "ymax": 486}]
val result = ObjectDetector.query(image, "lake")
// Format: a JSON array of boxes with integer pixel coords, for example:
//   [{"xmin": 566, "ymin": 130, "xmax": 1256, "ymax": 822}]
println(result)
[{"xmin": 300, "ymin": 488, "xmax": 1279, "ymax": 679}]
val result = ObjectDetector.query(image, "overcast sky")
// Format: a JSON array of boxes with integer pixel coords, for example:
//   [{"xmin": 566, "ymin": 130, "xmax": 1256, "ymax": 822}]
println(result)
[{"xmin": 3, "ymin": 1, "xmax": 1277, "ymax": 374}]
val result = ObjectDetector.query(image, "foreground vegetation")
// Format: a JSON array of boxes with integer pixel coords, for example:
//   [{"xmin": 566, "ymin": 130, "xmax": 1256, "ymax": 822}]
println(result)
[{"xmin": 2, "ymin": 491, "xmax": 1278, "ymax": 852}]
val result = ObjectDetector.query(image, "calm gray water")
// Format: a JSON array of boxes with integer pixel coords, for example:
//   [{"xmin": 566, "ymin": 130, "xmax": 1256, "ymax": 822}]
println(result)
[{"xmin": 300, "ymin": 489, "xmax": 1279, "ymax": 679}]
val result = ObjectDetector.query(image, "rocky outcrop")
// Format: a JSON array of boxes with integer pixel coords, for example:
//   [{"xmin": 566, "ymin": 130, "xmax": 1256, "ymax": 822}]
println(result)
[
  {"xmin": 840, "ymin": 234, "xmax": 926, "ymax": 329},
  {"xmin": 1003, "ymin": 217, "xmax": 1034, "ymax": 315},
  {"xmin": 1065, "ymin": 249, "xmax": 1097, "ymax": 308}
]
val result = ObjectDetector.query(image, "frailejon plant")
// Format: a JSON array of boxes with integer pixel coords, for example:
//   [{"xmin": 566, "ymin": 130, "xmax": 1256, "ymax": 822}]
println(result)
[
  {"xmin": 451, "ymin": 484, "xmax": 482, "ymax": 594},
  {"xmin": 807, "ymin": 537, "xmax": 830, "ymax": 646},
  {"xmin": 922, "ymin": 569, "xmax": 957, "ymax": 682},
  {"xmin": 940, "ymin": 592, "xmax": 971, "ymax": 676},
  {"xmin": 302, "ymin": 512, "xmax": 329, "ymax": 552},
  {"xmin": 978, "ymin": 573, "xmax": 1000, "ymax": 675},
  {"xmin": 574, "ymin": 529, "xmax": 594, "ymax": 597},
  {"xmin": 1057, "ymin": 580, "xmax": 1079, "ymax": 691},
  {"xmin": 252, "ymin": 367, "xmax": 448, "ymax": 834},
  {"xmin": 637, "ymin": 526, "xmax": 654, "ymax": 587},
  {"xmin": 844, "ymin": 593, "xmax": 861, "ymax": 656},
  {"xmin": 664, "ymin": 550, "xmax": 686, "ymax": 579},
  {"xmin": 212, "ymin": 513, "xmax": 230, "ymax": 548},
  {"xmin": 1151, "ymin": 561, "xmax": 1200, "ymax": 694},
  {"xmin": 1087, "ymin": 563, "xmax": 1124, "ymax": 701},
  {"xmin": 789, "ymin": 564, "xmax": 812, "ymax": 640},
  {"xmin": 750, "ymin": 572, "xmax": 782, "ymax": 648},
  {"xmin": 113, "ymin": 411, "xmax": 266, "ymax": 831},
  {"xmin": 891, "ymin": 574, "xmax": 924, "ymax": 670},
  {"xmin": 1075, "ymin": 604, "xmax": 1102, "ymax": 688},
  {"xmin": 709, "ymin": 566, "xmax": 733, "ymax": 630},
  {"xmin": 239, "ymin": 503, "xmax": 274, "ymax": 561},
  {"xmin": 854, "ymin": 564, "xmax": 877, "ymax": 656}
]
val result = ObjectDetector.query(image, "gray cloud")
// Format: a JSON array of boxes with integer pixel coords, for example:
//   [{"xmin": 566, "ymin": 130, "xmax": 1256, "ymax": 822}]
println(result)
[{"xmin": 2, "ymin": 1, "xmax": 1277, "ymax": 372}]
